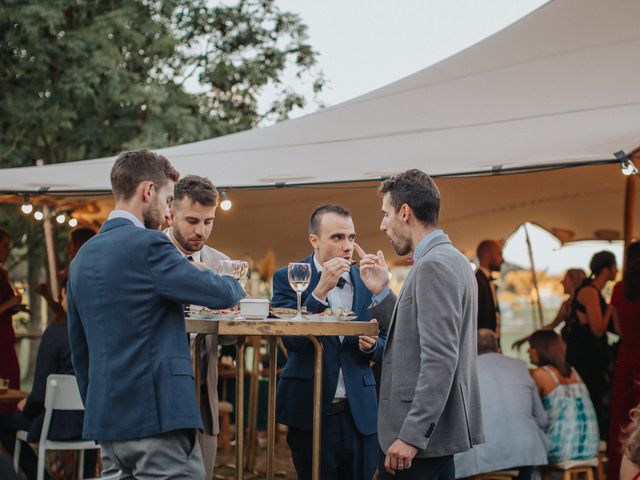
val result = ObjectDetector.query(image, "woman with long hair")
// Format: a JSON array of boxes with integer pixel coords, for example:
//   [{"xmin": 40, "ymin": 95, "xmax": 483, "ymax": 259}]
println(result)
[
  {"xmin": 562, "ymin": 250, "xmax": 616, "ymax": 437},
  {"xmin": 608, "ymin": 242, "xmax": 640, "ymax": 479},
  {"xmin": 528, "ymin": 330, "xmax": 599, "ymax": 462},
  {"xmin": 512, "ymin": 269, "xmax": 587, "ymax": 351}
]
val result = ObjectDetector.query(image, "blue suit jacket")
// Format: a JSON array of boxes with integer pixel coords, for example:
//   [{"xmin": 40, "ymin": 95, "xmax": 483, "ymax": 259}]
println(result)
[
  {"xmin": 67, "ymin": 218, "xmax": 245, "ymax": 441},
  {"xmin": 272, "ymin": 254, "xmax": 385, "ymax": 435}
]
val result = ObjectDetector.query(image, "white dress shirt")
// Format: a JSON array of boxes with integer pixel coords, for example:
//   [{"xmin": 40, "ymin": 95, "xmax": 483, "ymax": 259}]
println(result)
[{"xmin": 312, "ymin": 255, "xmax": 353, "ymax": 400}]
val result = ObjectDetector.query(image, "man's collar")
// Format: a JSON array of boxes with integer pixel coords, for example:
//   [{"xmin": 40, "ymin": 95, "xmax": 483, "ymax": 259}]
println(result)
[
  {"xmin": 108, "ymin": 209, "xmax": 144, "ymax": 229},
  {"xmin": 413, "ymin": 228, "xmax": 444, "ymax": 260}
]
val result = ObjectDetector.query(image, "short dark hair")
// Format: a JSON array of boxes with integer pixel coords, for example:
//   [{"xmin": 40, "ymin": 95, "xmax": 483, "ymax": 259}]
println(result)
[
  {"xmin": 69, "ymin": 228, "xmax": 96, "ymax": 249},
  {"xmin": 174, "ymin": 175, "xmax": 218, "ymax": 207},
  {"xmin": 0, "ymin": 229, "xmax": 9, "ymax": 242},
  {"xmin": 477, "ymin": 240, "xmax": 498, "ymax": 259},
  {"xmin": 309, "ymin": 204, "xmax": 351, "ymax": 235},
  {"xmin": 110, "ymin": 149, "xmax": 180, "ymax": 201},
  {"xmin": 477, "ymin": 329, "xmax": 499, "ymax": 355},
  {"xmin": 378, "ymin": 169, "xmax": 440, "ymax": 226},
  {"xmin": 589, "ymin": 250, "xmax": 617, "ymax": 277}
]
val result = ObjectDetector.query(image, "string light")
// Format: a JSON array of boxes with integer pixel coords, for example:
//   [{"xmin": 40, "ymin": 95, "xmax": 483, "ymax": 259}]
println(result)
[
  {"xmin": 615, "ymin": 150, "xmax": 639, "ymax": 176},
  {"xmin": 68, "ymin": 218, "xmax": 78, "ymax": 227},
  {"xmin": 56, "ymin": 214, "xmax": 66, "ymax": 224},
  {"xmin": 220, "ymin": 191, "xmax": 232, "ymax": 211},
  {"xmin": 21, "ymin": 203, "xmax": 33, "ymax": 214},
  {"xmin": 34, "ymin": 211, "xmax": 44, "ymax": 221}
]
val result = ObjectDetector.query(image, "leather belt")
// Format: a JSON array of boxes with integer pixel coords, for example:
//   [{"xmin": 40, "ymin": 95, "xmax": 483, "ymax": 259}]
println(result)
[{"xmin": 327, "ymin": 398, "xmax": 349, "ymax": 415}]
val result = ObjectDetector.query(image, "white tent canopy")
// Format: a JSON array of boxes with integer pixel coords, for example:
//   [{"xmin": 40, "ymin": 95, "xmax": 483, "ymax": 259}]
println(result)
[
  {"xmin": 1, "ymin": 0, "xmax": 639, "ymax": 192},
  {"xmin": 1, "ymin": 0, "xmax": 639, "ymax": 264}
]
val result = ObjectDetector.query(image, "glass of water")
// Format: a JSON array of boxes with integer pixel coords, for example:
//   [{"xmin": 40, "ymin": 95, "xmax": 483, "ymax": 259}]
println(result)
[{"xmin": 288, "ymin": 262, "xmax": 312, "ymax": 320}]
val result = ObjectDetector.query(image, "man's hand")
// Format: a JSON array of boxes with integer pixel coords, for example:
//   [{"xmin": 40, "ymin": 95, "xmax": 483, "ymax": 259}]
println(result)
[
  {"xmin": 17, "ymin": 398, "xmax": 26, "ymax": 412},
  {"xmin": 313, "ymin": 257, "xmax": 350, "ymax": 301},
  {"xmin": 354, "ymin": 243, "xmax": 389, "ymax": 296},
  {"xmin": 359, "ymin": 319, "xmax": 379, "ymax": 352},
  {"xmin": 385, "ymin": 439, "xmax": 418, "ymax": 474}
]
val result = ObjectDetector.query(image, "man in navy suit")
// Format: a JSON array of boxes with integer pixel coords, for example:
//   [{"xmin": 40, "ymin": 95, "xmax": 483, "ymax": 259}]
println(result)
[
  {"xmin": 272, "ymin": 204, "xmax": 386, "ymax": 480},
  {"xmin": 67, "ymin": 149, "xmax": 245, "ymax": 479}
]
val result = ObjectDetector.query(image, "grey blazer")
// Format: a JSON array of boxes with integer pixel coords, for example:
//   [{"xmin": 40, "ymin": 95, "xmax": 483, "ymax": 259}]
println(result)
[
  {"xmin": 370, "ymin": 233, "xmax": 484, "ymax": 458},
  {"xmin": 454, "ymin": 353, "xmax": 550, "ymax": 477}
]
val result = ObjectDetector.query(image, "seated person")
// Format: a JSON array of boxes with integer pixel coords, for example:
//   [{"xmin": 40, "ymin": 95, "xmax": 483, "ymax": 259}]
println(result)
[
  {"xmin": 455, "ymin": 329, "xmax": 549, "ymax": 480},
  {"xmin": 528, "ymin": 330, "xmax": 599, "ymax": 463},
  {"xmin": 0, "ymin": 280, "xmax": 96, "ymax": 480}
]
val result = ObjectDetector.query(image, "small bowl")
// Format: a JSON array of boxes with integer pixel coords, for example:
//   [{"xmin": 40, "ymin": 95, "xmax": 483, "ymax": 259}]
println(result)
[{"xmin": 239, "ymin": 298, "xmax": 270, "ymax": 319}]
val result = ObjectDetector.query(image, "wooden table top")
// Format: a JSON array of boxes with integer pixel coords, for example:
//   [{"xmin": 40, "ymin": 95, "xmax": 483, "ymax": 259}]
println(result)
[
  {"xmin": 186, "ymin": 318, "xmax": 379, "ymax": 337},
  {"xmin": 0, "ymin": 389, "xmax": 28, "ymax": 403}
]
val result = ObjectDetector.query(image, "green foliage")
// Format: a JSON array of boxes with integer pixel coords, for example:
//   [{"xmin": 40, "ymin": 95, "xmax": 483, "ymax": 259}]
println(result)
[{"xmin": 0, "ymin": 0, "xmax": 324, "ymax": 168}]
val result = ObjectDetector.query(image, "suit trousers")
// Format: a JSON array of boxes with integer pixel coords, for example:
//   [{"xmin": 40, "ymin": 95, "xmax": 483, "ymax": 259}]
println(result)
[
  {"xmin": 100, "ymin": 429, "xmax": 205, "ymax": 480},
  {"xmin": 287, "ymin": 409, "xmax": 377, "ymax": 480},
  {"xmin": 376, "ymin": 449, "xmax": 454, "ymax": 480}
]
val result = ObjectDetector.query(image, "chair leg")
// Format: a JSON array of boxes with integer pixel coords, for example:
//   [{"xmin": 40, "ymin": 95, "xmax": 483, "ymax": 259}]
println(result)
[
  {"xmin": 78, "ymin": 449, "xmax": 85, "ymax": 479},
  {"xmin": 37, "ymin": 447, "xmax": 46, "ymax": 480},
  {"xmin": 13, "ymin": 437, "xmax": 21, "ymax": 472}
]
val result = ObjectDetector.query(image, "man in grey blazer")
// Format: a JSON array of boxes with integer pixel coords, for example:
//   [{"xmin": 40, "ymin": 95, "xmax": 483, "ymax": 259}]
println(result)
[
  {"xmin": 166, "ymin": 175, "xmax": 231, "ymax": 480},
  {"xmin": 357, "ymin": 169, "xmax": 484, "ymax": 479}
]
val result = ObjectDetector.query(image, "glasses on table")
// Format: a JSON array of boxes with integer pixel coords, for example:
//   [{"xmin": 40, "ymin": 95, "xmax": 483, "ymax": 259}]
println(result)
[
  {"xmin": 220, "ymin": 260, "xmax": 250, "ymax": 318},
  {"xmin": 288, "ymin": 263, "xmax": 312, "ymax": 320}
]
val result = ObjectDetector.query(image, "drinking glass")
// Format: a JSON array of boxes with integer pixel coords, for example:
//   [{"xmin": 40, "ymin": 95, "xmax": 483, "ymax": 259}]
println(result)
[
  {"xmin": 220, "ymin": 260, "xmax": 250, "ymax": 318},
  {"xmin": 288, "ymin": 263, "xmax": 312, "ymax": 320}
]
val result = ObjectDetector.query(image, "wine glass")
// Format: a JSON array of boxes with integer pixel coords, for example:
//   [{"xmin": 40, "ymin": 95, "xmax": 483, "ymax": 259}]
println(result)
[
  {"xmin": 288, "ymin": 263, "xmax": 312, "ymax": 320},
  {"xmin": 220, "ymin": 260, "xmax": 250, "ymax": 318}
]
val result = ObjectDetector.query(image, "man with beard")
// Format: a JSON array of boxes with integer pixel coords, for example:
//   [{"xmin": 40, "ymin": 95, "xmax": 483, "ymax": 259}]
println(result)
[
  {"xmin": 357, "ymin": 169, "xmax": 484, "ymax": 479},
  {"xmin": 475, "ymin": 240, "xmax": 504, "ymax": 338},
  {"xmin": 165, "ymin": 175, "xmax": 230, "ymax": 480},
  {"xmin": 67, "ymin": 150, "xmax": 245, "ymax": 479}
]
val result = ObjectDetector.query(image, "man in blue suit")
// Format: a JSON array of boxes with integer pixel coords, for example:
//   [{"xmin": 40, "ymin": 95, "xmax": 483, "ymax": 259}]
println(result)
[
  {"xmin": 272, "ymin": 204, "xmax": 386, "ymax": 480},
  {"xmin": 67, "ymin": 149, "xmax": 245, "ymax": 480}
]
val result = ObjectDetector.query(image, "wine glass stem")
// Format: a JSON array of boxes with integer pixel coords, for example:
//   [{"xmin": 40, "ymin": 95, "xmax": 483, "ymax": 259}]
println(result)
[{"xmin": 296, "ymin": 291, "xmax": 302, "ymax": 318}]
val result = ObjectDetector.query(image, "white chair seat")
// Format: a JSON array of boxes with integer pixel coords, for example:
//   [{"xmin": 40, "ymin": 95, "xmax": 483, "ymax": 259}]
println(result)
[
  {"xmin": 45, "ymin": 439, "xmax": 99, "ymax": 450},
  {"xmin": 548, "ymin": 458, "xmax": 599, "ymax": 470}
]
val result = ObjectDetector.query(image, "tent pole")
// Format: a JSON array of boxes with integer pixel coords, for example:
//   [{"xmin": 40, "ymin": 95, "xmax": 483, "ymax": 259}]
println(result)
[
  {"xmin": 624, "ymin": 171, "xmax": 637, "ymax": 253},
  {"xmin": 43, "ymin": 206, "xmax": 59, "ymax": 304},
  {"xmin": 524, "ymin": 223, "xmax": 544, "ymax": 328}
]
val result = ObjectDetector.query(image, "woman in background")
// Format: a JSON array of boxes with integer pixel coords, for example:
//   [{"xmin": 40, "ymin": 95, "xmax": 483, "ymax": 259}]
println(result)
[
  {"xmin": 609, "ymin": 242, "xmax": 640, "ymax": 479},
  {"xmin": 528, "ymin": 329, "xmax": 599, "ymax": 462}
]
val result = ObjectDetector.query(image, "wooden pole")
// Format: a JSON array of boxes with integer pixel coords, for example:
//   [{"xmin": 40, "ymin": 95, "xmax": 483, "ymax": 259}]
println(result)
[
  {"xmin": 42, "ymin": 205, "xmax": 59, "ymax": 304},
  {"xmin": 524, "ymin": 223, "xmax": 544, "ymax": 328},
  {"xmin": 623, "ymin": 173, "xmax": 637, "ymax": 253}
]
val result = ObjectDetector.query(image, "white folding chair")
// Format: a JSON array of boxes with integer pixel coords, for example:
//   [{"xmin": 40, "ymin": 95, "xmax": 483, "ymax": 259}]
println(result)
[{"xmin": 13, "ymin": 374, "xmax": 99, "ymax": 480}]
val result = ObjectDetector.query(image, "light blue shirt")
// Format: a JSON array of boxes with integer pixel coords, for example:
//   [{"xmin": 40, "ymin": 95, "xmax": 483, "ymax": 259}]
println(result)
[
  {"xmin": 107, "ymin": 209, "xmax": 145, "ymax": 229},
  {"xmin": 372, "ymin": 228, "xmax": 444, "ymax": 305}
]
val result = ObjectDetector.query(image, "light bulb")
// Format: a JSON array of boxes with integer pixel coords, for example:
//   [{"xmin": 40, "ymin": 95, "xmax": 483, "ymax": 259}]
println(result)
[
  {"xmin": 220, "ymin": 191, "xmax": 232, "ymax": 211},
  {"xmin": 56, "ymin": 214, "xmax": 66, "ymax": 224},
  {"xmin": 34, "ymin": 211, "xmax": 44, "ymax": 221},
  {"xmin": 68, "ymin": 218, "xmax": 78, "ymax": 227},
  {"xmin": 621, "ymin": 161, "xmax": 637, "ymax": 176},
  {"xmin": 21, "ymin": 204, "xmax": 33, "ymax": 214}
]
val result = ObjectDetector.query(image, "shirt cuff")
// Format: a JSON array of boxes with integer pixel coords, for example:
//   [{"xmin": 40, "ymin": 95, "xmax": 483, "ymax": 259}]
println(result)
[
  {"xmin": 311, "ymin": 292, "xmax": 329, "ymax": 306},
  {"xmin": 372, "ymin": 287, "xmax": 391, "ymax": 305}
]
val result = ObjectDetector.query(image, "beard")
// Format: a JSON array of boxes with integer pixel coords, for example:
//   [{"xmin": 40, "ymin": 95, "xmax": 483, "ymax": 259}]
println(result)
[
  {"xmin": 389, "ymin": 234, "xmax": 411, "ymax": 256},
  {"xmin": 172, "ymin": 227, "xmax": 202, "ymax": 253},
  {"xmin": 143, "ymin": 198, "xmax": 164, "ymax": 230}
]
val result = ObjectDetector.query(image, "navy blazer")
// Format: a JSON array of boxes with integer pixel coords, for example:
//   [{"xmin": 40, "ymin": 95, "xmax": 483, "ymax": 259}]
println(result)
[
  {"xmin": 271, "ymin": 254, "xmax": 385, "ymax": 435},
  {"xmin": 67, "ymin": 218, "xmax": 245, "ymax": 441}
]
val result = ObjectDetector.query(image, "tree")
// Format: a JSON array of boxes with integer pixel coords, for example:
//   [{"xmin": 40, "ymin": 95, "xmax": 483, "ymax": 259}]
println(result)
[
  {"xmin": 0, "ymin": 0, "xmax": 324, "ymax": 168},
  {"xmin": 0, "ymin": 0, "xmax": 324, "ymax": 328}
]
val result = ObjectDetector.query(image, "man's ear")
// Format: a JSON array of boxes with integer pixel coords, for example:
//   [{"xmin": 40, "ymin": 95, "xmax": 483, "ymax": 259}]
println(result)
[
  {"xmin": 167, "ymin": 209, "xmax": 175, "ymax": 227},
  {"xmin": 141, "ymin": 181, "xmax": 154, "ymax": 204},
  {"xmin": 309, "ymin": 234, "xmax": 319, "ymax": 252},
  {"xmin": 400, "ymin": 204, "xmax": 411, "ymax": 223}
]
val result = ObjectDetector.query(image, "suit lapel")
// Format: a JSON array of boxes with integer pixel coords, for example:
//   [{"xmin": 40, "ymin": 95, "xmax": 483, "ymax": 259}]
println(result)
[{"xmin": 386, "ymin": 234, "xmax": 452, "ymax": 337}]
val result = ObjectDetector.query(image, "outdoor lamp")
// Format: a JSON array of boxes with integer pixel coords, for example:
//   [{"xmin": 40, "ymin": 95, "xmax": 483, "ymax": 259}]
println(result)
[
  {"xmin": 615, "ymin": 150, "xmax": 638, "ymax": 176},
  {"xmin": 220, "ymin": 191, "xmax": 232, "ymax": 211},
  {"xmin": 34, "ymin": 211, "xmax": 44, "ymax": 221},
  {"xmin": 68, "ymin": 218, "xmax": 78, "ymax": 227},
  {"xmin": 21, "ymin": 203, "xmax": 33, "ymax": 215},
  {"xmin": 56, "ymin": 214, "xmax": 66, "ymax": 224}
]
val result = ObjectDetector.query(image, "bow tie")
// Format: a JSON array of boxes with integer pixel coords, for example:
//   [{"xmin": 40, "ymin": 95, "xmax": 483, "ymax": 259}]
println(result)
[{"xmin": 318, "ymin": 271, "xmax": 347, "ymax": 289}]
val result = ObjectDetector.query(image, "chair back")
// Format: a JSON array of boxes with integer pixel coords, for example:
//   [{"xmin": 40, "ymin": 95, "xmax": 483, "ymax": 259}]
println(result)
[{"xmin": 40, "ymin": 374, "xmax": 85, "ymax": 442}]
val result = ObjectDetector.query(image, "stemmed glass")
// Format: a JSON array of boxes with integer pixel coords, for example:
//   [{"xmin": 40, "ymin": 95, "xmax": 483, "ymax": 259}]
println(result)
[
  {"xmin": 219, "ymin": 260, "xmax": 250, "ymax": 318},
  {"xmin": 288, "ymin": 262, "xmax": 312, "ymax": 320}
]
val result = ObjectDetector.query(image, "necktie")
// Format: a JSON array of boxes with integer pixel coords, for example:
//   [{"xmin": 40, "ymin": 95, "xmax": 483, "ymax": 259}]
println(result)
[
  {"xmin": 318, "ymin": 271, "xmax": 346, "ymax": 289},
  {"xmin": 187, "ymin": 255, "xmax": 194, "ymax": 262}
]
